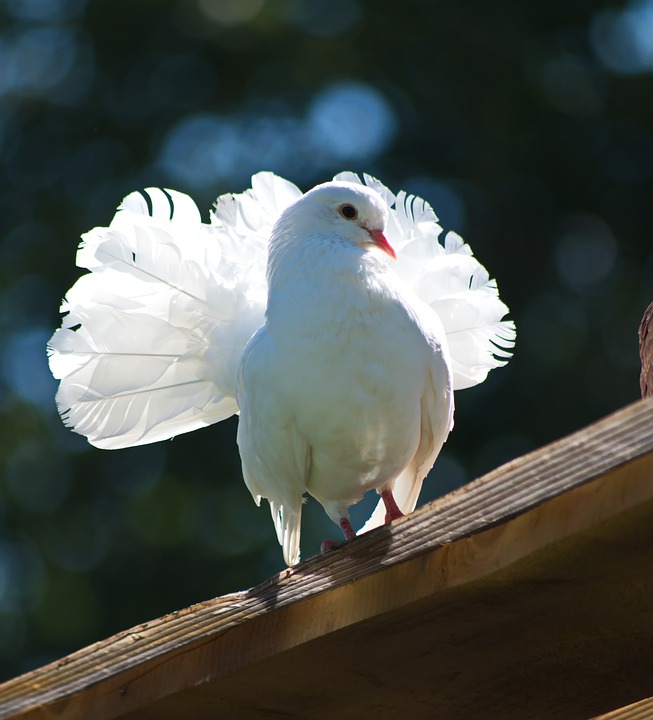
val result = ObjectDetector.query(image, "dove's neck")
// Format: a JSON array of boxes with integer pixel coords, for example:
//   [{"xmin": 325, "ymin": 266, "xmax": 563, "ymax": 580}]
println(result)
[{"xmin": 265, "ymin": 229, "xmax": 392, "ymax": 327}]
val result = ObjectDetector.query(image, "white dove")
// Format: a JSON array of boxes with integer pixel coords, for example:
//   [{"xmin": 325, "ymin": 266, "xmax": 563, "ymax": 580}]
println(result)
[{"xmin": 48, "ymin": 172, "xmax": 515, "ymax": 566}]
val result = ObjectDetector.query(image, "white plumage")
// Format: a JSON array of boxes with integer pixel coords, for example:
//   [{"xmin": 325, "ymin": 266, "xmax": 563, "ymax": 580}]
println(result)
[{"xmin": 48, "ymin": 171, "xmax": 515, "ymax": 565}]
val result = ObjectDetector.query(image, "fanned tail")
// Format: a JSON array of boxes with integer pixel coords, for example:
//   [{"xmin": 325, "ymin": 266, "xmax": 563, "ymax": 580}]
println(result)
[
  {"xmin": 48, "ymin": 188, "xmax": 258, "ymax": 448},
  {"xmin": 334, "ymin": 172, "xmax": 516, "ymax": 391},
  {"xmin": 49, "ymin": 176, "xmax": 302, "ymax": 449}
]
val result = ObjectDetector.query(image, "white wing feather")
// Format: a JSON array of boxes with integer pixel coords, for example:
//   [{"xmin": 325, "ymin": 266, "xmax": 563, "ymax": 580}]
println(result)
[{"xmin": 358, "ymin": 349, "xmax": 454, "ymax": 536}]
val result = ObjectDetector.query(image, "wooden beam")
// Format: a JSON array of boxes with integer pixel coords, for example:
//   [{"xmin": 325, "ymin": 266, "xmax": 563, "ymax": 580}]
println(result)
[
  {"xmin": 2, "ymin": 399, "xmax": 653, "ymax": 719},
  {"xmin": 592, "ymin": 697, "xmax": 653, "ymax": 720}
]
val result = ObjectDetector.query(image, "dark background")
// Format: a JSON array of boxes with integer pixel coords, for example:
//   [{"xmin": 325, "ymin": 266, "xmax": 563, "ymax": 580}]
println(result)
[{"xmin": 1, "ymin": 0, "xmax": 651, "ymax": 681}]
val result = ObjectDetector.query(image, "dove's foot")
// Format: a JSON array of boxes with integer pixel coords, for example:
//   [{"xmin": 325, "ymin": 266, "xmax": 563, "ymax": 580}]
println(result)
[
  {"xmin": 320, "ymin": 517, "xmax": 357, "ymax": 554},
  {"xmin": 381, "ymin": 489, "xmax": 404, "ymax": 524},
  {"xmin": 320, "ymin": 539, "xmax": 338, "ymax": 553}
]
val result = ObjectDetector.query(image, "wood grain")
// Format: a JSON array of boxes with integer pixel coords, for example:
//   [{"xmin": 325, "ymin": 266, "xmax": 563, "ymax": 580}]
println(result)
[{"xmin": 2, "ymin": 399, "xmax": 653, "ymax": 719}]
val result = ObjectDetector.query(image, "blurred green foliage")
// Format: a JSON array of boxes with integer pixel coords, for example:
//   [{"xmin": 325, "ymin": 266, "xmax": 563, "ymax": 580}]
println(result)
[{"xmin": 1, "ymin": 0, "xmax": 652, "ymax": 680}]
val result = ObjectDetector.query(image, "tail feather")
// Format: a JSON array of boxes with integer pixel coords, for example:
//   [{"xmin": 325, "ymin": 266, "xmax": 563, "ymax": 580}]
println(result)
[
  {"xmin": 270, "ymin": 500, "xmax": 302, "ymax": 566},
  {"xmin": 49, "ymin": 304, "xmax": 236, "ymax": 448}
]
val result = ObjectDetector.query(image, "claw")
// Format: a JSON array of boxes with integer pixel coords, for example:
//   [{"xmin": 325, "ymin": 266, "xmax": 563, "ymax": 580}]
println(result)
[
  {"xmin": 320, "ymin": 516, "xmax": 357, "ymax": 555},
  {"xmin": 320, "ymin": 538, "xmax": 340, "ymax": 554}
]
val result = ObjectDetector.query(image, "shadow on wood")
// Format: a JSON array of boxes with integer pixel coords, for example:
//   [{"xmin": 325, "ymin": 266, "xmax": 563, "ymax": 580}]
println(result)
[{"xmin": 1, "ymin": 400, "xmax": 653, "ymax": 720}]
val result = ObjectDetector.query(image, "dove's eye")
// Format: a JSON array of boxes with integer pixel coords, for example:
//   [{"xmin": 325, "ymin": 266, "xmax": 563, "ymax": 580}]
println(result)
[{"xmin": 339, "ymin": 204, "xmax": 357, "ymax": 220}]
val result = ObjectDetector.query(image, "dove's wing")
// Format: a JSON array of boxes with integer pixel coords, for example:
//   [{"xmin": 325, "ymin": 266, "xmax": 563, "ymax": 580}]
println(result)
[
  {"xmin": 333, "ymin": 172, "xmax": 516, "ymax": 391},
  {"xmin": 357, "ymin": 305, "xmax": 455, "ymax": 535},
  {"xmin": 236, "ymin": 327, "xmax": 308, "ymax": 566}
]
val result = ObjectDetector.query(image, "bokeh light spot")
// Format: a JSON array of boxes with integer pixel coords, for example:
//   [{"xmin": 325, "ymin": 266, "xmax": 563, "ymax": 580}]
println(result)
[
  {"xmin": 537, "ymin": 55, "xmax": 604, "ymax": 116},
  {"xmin": 307, "ymin": 81, "xmax": 397, "ymax": 161},
  {"xmin": 2, "ymin": 327, "xmax": 59, "ymax": 408},
  {"xmin": 3, "ymin": 27, "xmax": 81, "ymax": 97},
  {"xmin": 591, "ymin": 1, "xmax": 653, "ymax": 74},
  {"xmin": 554, "ymin": 214, "xmax": 619, "ymax": 294},
  {"xmin": 4, "ymin": 0, "xmax": 85, "ymax": 22},
  {"xmin": 158, "ymin": 81, "xmax": 398, "ymax": 187},
  {"xmin": 159, "ymin": 114, "xmax": 240, "ymax": 187}
]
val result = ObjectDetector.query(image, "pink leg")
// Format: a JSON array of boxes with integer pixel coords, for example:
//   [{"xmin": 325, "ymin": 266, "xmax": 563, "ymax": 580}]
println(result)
[
  {"xmin": 339, "ymin": 517, "xmax": 356, "ymax": 539},
  {"xmin": 320, "ymin": 517, "xmax": 357, "ymax": 554},
  {"xmin": 381, "ymin": 489, "xmax": 404, "ymax": 524}
]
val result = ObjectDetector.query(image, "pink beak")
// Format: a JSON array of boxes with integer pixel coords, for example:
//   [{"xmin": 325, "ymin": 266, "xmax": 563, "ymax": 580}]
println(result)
[{"xmin": 366, "ymin": 227, "xmax": 396, "ymax": 260}]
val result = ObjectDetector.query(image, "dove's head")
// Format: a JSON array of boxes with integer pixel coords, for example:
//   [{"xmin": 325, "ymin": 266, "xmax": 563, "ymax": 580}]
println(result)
[{"xmin": 275, "ymin": 181, "xmax": 396, "ymax": 260}]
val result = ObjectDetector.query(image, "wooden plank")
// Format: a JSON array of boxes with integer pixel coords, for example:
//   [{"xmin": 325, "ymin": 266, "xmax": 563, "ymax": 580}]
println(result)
[
  {"xmin": 1, "ymin": 399, "xmax": 653, "ymax": 719},
  {"xmin": 592, "ymin": 697, "xmax": 653, "ymax": 720}
]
